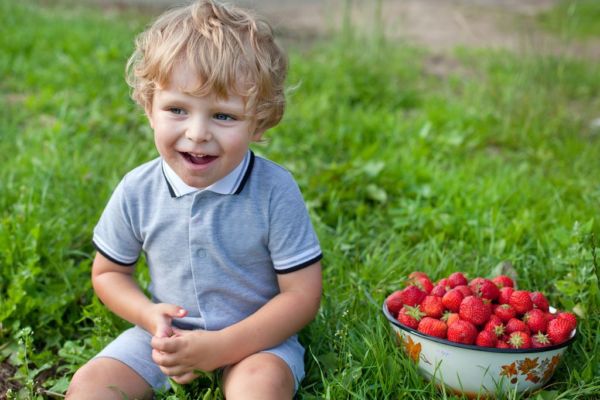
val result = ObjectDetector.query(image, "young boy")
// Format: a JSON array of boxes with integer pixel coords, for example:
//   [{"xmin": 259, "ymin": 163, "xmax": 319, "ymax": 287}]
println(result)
[{"xmin": 66, "ymin": 1, "xmax": 322, "ymax": 399}]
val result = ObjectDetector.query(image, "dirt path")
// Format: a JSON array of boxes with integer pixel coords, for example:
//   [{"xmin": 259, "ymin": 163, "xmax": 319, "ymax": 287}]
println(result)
[{"xmin": 94, "ymin": 0, "xmax": 600, "ymax": 59}]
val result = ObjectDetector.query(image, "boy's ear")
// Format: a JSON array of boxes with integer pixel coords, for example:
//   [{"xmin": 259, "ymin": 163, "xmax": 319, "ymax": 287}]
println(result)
[{"xmin": 251, "ymin": 128, "xmax": 266, "ymax": 142}]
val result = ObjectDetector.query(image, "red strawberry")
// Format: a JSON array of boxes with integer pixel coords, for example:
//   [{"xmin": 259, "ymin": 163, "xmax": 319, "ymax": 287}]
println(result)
[
  {"xmin": 509, "ymin": 290, "xmax": 534, "ymax": 314},
  {"xmin": 469, "ymin": 277, "xmax": 500, "ymax": 301},
  {"xmin": 417, "ymin": 317, "xmax": 447, "ymax": 339},
  {"xmin": 397, "ymin": 306, "xmax": 425, "ymax": 329},
  {"xmin": 498, "ymin": 286, "xmax": 514, "ymax": 305},
  {"xmin": 523, "ymin": 309, "xmax": 548, "ymax": 334},
  {"xmin": 557, "ymin": 312, "xmax": 577, "ymax": 331},
  {"xmin": 505, "ymin": 317, "xmax": 530, "ymax": 335},
  {"xmin": 430, "ymin": 284, "xmax": 448, "ymax": 297},
  {"xmin": 476, "ymin": 330, "xmax": 498, "ymax": 348},
  {"xmin": 494, "ymin": 304, "xmax": 517, "ymax": 322},
  {"xmin": 545, "ymin": 311, "xmax": 558, "ymax": 323},
  {"xmin": 492, "ymin": 275, "xmax": 514, "ymax": 288},
  {"xmin": 398, "ymin": 285, "xmax": 427, "ymax": 307},
  {"xmin": 508, "ymin": 331, "xmax": 531, "ymax": 349},
  {"xmin": 532, "ymin": 332, "xmax": 552, "ymax": 348},
  {"xmin": 484, "ymin": 316, "xmax": 506, "ymax": 338},
  {"xmin": 459, "ymin": 296, "xmax": 491, "ymax": 326},
  {"xmin": 386, "ymin": 291, "xmax": 404, "ymax": 316},
  {"xmin": 447, "ymin": 320, "xmax": 478, "ymax": 345},
  {"xmin": 447, "ymin": 272, "xmax": 468, "ymax": 288},
  {"xmin": 454, "ymin": 285, "xmax": 473, "ymax": 297},
  {"xmin": 442, "ymin": 289, "xmax": 464, "ymax": 313},
  {"xmin": 436, "ymin": 278, "xmax": 450, "ymax": 287},
  {"xmin": 413, "ymin": 276, "xmax": 434, "ymax": 294},
  {"xmin": 441, "ymin": 311, "xmax": 460, "ymax": 326},
  {"xmin": 408, "ymin": 271, "xmax": 430, "ymax": 281},
  {"xmin": 482, "ymin": 299, "xmax": 493, "ymax": 317},
  {"xmin": 496, "ymin": 340, "xmax": 510, "ymax": 349},
  {"xmin": 547, "ymin": 318, "xmax": 573, "ymax": 345},
  {"xmin": 420, "ymin": 295, "xmax": 445, "ymax": 318},
  {"xmin": 530, "ymin": 291, "xmax": 550, "ymax": 312}
]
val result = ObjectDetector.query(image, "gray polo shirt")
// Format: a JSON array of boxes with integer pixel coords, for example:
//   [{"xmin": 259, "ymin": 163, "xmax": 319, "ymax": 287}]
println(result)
[{"xmin": 93, "ymin": 150, "xmax": 322, "ymax": 331}]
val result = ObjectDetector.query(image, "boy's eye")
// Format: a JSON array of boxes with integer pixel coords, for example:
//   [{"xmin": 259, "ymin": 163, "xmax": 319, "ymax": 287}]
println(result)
[
  {"xmin": 214, "ymin": 113, "xmax": 236, "ymax": 121},
  {"xmin": 169, "ymin": 107, "xmax": 186, "ymax": 115}
]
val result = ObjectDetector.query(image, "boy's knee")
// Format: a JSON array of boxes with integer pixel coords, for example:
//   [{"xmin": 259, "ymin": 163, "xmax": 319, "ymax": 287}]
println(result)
[
  {"xmin": 66, "ymin": 358, "xmax": 153, "ymax": 400},
  {"xmin": 223, "ymin": 353, "xmax": 295, "ymax": 399}
]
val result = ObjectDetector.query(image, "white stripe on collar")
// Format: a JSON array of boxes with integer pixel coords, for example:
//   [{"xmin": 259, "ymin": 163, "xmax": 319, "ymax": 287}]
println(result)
[{"xmin": 162, "ymin": 151, "xmax": 251, "ymax": 197}]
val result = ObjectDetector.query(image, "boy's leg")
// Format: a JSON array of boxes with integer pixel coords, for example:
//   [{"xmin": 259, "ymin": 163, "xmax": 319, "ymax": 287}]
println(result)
[
  {"xmin": 222, "ymin": 352, "xmax": 295, "ymax": 400},
  {"xmin": 66, "ymin": 357, "xmax": 154, "ymax": 400}
]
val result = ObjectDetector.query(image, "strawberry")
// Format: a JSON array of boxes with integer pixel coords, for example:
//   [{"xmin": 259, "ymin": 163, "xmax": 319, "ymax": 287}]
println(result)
[
  {"xmin": 447, "ymin": 320, "xmax": 478, "ymax": 345},
  {"xmin": 498, "ymin": 286, "xmax": 514, "ymax": 305},
  {"xmin": 476, "ymin": 330, "xmax": 498, "ymax": 347},
  {"xmin": 484, "ymin": 317, "xmax": 506, "ymax": 339},
  {"xmin": 459, "ymin": 295, "xmax": 491, "ymax": 326},
  {"xmin": 436, "ymin": 278, "xmax": 450, "ymax": 287},
  {"xmin": 523, "ymin": 309, "xmax": 547, "ymax": 334},
  {"xmin": 408, "ymin": 271, "xmax": 430, "ymax": 281},
  {"xmin": 530, "ymin": 291, "xmax": 550, "ymax": 312},
  {"xmin": 412, "ymin": 276, "xmax": 434, "ymax": 294},
  {"xmin": 492, "ymin": 275, "xmax": 514, "ymax": 289},
  {"xmin": 496, "ymin": 340, "xmax": 510, "ymax": 349},
  {"xmin": 447, "ymin": 272, "xmax": 468, "ymax": 288},
  {"xmin": 545, "ymin": 311, "xmax": 558, "ymax": 323},
  {"xmin": 532, "ymin": 332, "xmax": 552, "ymax": 348},
  {"xmin": 430, "ymin": 284, "xmax": 448, "ymax": 297},
  {"xmin": 494, "ymin": 304, "xmax": 517, "ymax": 322},
  {"xmin": 441, "ymin": 289, "xmax": 464, "ymax": 313},
  {"xmin": 505, "ymin": 317, "xmax": 530, "ymax": 335},
  {"xmin": 454, "ymin": 285, "xmax": 473, "ymax": 297},
  {"xmin": 509, "ymin": 290, "xmax": 534, "ymax": 314},
  {"xmin": 557, "ymin": 312, "xmax": 577, "ymax": 331},
  {"xmin": 398, "ymin": 285, "xmax": 427, "ymax": 307},
  {"xmin": 441, "ymin": 311, "xmax": 460, "ymax": 326},
  {"xmin": 508, "ymin": 331, "xmax": 531, "ymax": 349},
  {"xmin": 417, "ymin": 317, "xmax": 447, "ymax": 339},
  {"xmin": 386, "ymin": 291, "xmax": 404, "ymax": 316},
  {"xmin": 469, "ymin": 277, "xmax": 500, "ymax": 301},
  {"xmin": 547, "ymin": 318, "xmax": 573, "ymax": 345},
  {"xmin": 397, "ymin": 306, "xmax": 425, "ymax": 329},
  {"xmin": 420, "ymin": 295, "xmax": 445, "ymax": 318}
]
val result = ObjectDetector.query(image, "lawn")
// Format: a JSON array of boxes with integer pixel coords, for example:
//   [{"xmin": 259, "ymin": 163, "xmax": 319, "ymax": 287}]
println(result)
[{"xmin": 1, "ymin": 0, "xmax": 599, "ymax": 399}]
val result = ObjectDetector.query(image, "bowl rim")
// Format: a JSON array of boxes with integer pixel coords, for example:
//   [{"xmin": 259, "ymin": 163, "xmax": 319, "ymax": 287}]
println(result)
[{"xmin": 383, "ymin": 302, "xmax": 577, "ymax": 353}]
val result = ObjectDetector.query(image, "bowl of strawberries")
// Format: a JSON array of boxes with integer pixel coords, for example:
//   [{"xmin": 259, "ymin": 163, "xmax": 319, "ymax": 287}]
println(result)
[{"xmin": 383, "ymin": 271, "xmax": 577, "ymax": 398}]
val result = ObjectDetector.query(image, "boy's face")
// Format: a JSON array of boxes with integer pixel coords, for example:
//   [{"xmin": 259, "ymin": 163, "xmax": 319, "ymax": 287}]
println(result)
[{"xmin": 146, "ymin": 63, "xmax": 262, "ymax": 189}]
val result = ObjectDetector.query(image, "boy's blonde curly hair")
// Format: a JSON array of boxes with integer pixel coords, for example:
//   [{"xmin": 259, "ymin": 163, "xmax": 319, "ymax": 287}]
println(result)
[{"xmin": 126, "ymin": 0, "xmax": 288, "ymax": 133}]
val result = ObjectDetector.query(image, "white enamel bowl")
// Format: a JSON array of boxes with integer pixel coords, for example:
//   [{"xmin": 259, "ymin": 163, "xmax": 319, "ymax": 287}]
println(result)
[{"xmin": 383, "ymin": 303, "xmax": 576, "ymax": 398}]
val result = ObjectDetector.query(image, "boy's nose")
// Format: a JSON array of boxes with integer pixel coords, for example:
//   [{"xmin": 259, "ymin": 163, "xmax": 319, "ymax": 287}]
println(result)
[{"xmin": 185, "ymin": 117, "xmax": 211, "ymax": 142}]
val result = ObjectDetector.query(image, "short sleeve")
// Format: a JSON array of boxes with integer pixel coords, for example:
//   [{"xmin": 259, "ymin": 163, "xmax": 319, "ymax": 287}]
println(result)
[
  {"xmin": 92, "ymin": 177, "xmax": 142, "ymax": 266},
  {"xmin": 268, "ymin": 175, "xmax": 322, "ymax": 273}
]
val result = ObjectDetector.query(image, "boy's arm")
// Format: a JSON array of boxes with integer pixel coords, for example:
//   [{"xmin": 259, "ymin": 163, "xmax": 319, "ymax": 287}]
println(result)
[
  {"xmin": 92, "ymin": 252, "xmax": 186, "ymax": 337},
  {"xmin": 222, "ymin": 260, "xmax": 323, "ymax": 358}
]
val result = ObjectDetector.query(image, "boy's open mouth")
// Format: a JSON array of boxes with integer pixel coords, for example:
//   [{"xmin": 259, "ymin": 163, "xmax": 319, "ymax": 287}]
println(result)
[{"xmin": 182, "ymin": 152, "xmax": 217, "ymax": 165}]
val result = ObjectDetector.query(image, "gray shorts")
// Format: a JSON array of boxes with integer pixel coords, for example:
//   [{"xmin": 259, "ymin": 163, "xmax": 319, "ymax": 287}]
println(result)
[{"xmin": 95, "ymin": 326, "xmax": 305, "ymax": 393}]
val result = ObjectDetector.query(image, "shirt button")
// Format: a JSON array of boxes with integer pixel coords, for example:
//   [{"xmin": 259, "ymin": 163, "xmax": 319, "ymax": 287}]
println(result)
[{"xmin": 196, "ymin": 249, "xmax": 206, "ymax": 258}]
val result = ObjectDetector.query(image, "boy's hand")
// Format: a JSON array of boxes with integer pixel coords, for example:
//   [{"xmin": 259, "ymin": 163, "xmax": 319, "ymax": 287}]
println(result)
[
  {"xmin": 147, "ymin": 304, "xmax": 188, "ymax": 338},
  {"xmin": 151, "ymin": 328, "xmax": 226, "ymax": 382}
]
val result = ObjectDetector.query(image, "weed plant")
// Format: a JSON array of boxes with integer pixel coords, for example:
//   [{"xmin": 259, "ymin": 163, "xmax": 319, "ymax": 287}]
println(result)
[{"xmin": 1, "ymin": 1, "xmax": 599, "ymax": 399}]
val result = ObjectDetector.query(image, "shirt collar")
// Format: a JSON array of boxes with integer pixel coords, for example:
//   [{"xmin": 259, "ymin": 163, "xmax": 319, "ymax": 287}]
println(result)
[{"xmin": 162, "ymin": 150, "xmax": 254, "ymax": 198}]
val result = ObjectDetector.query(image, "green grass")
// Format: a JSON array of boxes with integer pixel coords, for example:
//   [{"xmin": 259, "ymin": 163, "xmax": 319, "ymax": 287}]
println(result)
[
  {"xmin": 1, "ymin": 1, "xmax": 600, "ymax": 399},
  {"xmin": 538, "ymin": 0, "xmax": 600, "ymax": 39}
]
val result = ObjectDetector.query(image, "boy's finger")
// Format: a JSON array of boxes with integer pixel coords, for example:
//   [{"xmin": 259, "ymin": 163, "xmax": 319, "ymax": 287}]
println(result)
[
  {"xmin": 154, "ymin": 323, "xmax": 174, "ymax": 338},
  {"xmin": 151, "ymin": 335, "xmax": 179, "ymax": 353},
  {"xmin": 165, "ymin": 305, "xmax": 187, "ymax": 318}
]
